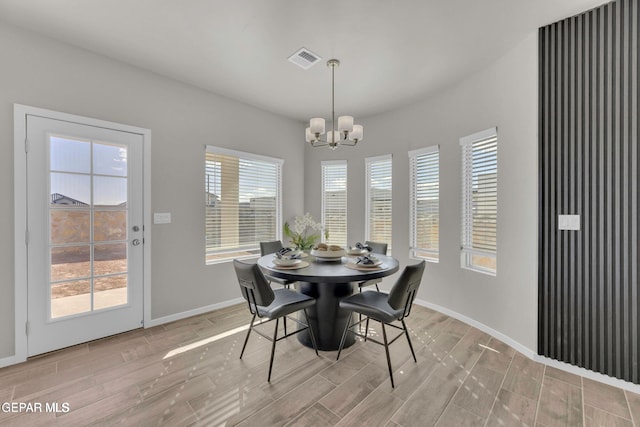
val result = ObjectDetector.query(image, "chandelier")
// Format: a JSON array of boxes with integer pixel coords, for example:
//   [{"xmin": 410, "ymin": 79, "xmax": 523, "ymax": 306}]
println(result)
[{"xmin": 305, "ymin": 59, "xmax": 363, "ymax": 149}]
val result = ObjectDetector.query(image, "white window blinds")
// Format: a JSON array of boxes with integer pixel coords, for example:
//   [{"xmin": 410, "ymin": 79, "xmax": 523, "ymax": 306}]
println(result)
[
  {"xmin": 365, "ymin": 155, "xmax": 392, "ymax": 253},
  {"xmin": 321, "ymin": 160, "xmax": 347, "ymax": 248},
  {"xmin": 460, "ymin": 128, "xmax": 497, "ymax": 275},
  {"xmin": 205, "ymin": 146, "xmax": 282, "ymax": 264},
  {"xmin": 409, "ymin": 146, "xmax": 439, "ymax": 261}
]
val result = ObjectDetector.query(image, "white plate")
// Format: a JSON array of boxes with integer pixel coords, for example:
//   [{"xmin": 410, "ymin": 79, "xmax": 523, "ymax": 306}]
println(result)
[
  {"xmin": 347, "ymin": 248, "xmax": 368, "ymax": 256},
  {"xmin": 273, "ymin": 258, "xmax": 302, "ymax": 266},
  {"xmin": 345, "ymin": 262, "xmax": 384, "ymax": 270}
]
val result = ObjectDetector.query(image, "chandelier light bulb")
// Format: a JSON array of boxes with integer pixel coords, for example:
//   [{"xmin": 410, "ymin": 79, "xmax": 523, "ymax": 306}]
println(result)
[
  {"xmin": 310, "ymin": 118, "xmax": 325, "ymax": 135},
  {"xmin": 350, "ymin": 124, "xmax": 363, "ymax": 142},
  {"xmin": 338, "ymin": 116, "xmax": 354, "ymax": 133},
  {"xmin": 327, "ymin": 130, "xmax": 341, "ymax": 143}
]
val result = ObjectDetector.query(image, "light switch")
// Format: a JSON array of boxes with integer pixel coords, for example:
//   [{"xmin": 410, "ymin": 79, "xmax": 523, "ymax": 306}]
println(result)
[
  {"xmin": 558, "ymin": 214, "xmax": 580, "ymax": 230},
  {"xmin": 154, "ymin": 212, "xmax": 171, "ymax": 224}
]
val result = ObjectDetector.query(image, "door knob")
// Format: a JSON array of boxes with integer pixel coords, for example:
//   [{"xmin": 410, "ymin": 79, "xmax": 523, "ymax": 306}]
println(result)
[{"xmin": 132, "ymin": 239, "xmax": 141, "ymax": 246}]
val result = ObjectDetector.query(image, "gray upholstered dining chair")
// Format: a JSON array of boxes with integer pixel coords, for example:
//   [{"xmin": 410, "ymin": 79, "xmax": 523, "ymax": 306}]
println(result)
[
  {"xmin": 357, "ymin": 240, "xmax": 389, "ymax": 292},
  {"xmin": 260, "ymin": 240, "xmax": 285, "ymax": 257},
  {"xmin": 234, "ymin": 259, "xmax": 319, "ymax": 382},
  {"xmin": 365, "ymin": 241, "xmax": 388, "ymax": 256},
  {"xmin": 336, "ymin": 260, "xmax": 425, "ymax": 388},
  {"xmin": 260, "ymin": 240, "xmax": 294, "ymax": 290}
]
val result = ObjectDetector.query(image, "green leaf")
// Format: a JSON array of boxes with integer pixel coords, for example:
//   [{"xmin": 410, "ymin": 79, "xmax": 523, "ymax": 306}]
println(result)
[{"xmin": 283, "ymin": 222, "xmax": 293, "ymax": 238}]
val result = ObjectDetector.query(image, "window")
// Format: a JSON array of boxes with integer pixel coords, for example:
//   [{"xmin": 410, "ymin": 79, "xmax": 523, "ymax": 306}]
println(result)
[
  {"xmin": 321, "ymin": 160, "xmax": 347, "ymax": 248},
  {"xmin": 205, "ymin": 146, "xmax": 283, "ymax": 264},
  {"xmin": 460, "ymin": 127, "xmax": 497, "ymax": 275},
  {"xmin": 366, "ymin": 155, "xmax": 392, "ymax": 253},
  {"xmin": 409, "ymin": 146, "xmax": 439, "ymax": 261}
]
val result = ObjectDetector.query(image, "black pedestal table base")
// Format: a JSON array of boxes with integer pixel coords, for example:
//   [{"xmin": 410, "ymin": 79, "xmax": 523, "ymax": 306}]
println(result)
[{"xmin": 296, "ymin": 281, "xmax": 355, "ymax": 351}]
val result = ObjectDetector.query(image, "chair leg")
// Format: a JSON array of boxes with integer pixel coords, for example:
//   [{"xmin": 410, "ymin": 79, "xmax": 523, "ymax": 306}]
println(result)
[
  {"xmin": 402, "ymin": 319, "xmax": 417, "ymax": 363},
  {"xmin": 303, "ymin": 309, "xmax": 319, "ymax": 356},
  {"xmin": 364, "ymin": 317, "xmax": 370, "ymax": 342},
  {"xmin": 381, "ymin": 322, "xmax": 395, "ymax": 388},
  {"xmin": 336, "ymin": 315, "xmax": 352, "ymax": 361},
  {"xmin": 358, "ymin": 287, "xmax": 363, "ymax": 328},
  {"xmin": 283, "ymin": 316, "xmax": 287, "ymax": 336},
  {"xmin": 240, "ymin": 314, "xmax": 256, "ymax": 359},
  {"xmin": 375, "ymin": 283, "xmax": 380, "ymax": 291},
  {"xmin": 267, "ymin": 318, "xmax": 279, "ymax": 382}
]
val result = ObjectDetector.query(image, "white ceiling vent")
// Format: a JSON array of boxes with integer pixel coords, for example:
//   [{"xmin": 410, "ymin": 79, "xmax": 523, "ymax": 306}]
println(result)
[{"xmin": 288, "ymin": 47, "xmax": 322, "ymax": 70}]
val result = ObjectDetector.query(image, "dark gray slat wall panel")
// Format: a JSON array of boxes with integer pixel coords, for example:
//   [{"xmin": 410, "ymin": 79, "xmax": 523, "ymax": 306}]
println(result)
[{"xmin": 539, "ymin": 0, "xmax": 639, "ymax": 384}]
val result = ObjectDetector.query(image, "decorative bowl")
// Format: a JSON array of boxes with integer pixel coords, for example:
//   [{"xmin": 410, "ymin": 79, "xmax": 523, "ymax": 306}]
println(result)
[{"xmin": 311, "ymin": 248, "xmax": 346, "ymax": 259}]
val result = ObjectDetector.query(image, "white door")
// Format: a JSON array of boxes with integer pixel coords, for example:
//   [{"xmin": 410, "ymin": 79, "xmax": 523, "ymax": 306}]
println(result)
[{"xmin": 26, "ymin": 114, "xmax": 144, "ymax": 356}]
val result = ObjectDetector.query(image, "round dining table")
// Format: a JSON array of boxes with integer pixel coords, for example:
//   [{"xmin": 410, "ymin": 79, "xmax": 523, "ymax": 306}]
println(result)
[{"xmin": 257, "ymin": 253, "xmax": 400, "ymax": 351}]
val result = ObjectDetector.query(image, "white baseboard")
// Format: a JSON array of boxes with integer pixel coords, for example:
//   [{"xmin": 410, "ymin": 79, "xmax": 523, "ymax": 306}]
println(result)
[
  {"xmin": 0, "ymin": 354, "xmax": 23, "ymax": 369},
  {"xmin": 533, "ymin": 354, "xmax": 640, "ymax": 394},
  {"xmin": 414, "ymin": 298, "xmax": 640, "ymax": 394},
  {"xmin": 145, "ymin": 298, "xmax": 244, "ymax": 328},
  {"xmin": 414, "ymin": 299, "xmax": 537, "ymax": 359},
  {"xmin": 0, "ymin": 299, "xmax": 245, "ymax": 369}
]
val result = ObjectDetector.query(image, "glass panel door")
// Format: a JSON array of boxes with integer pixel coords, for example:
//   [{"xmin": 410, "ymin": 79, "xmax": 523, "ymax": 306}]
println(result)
[
  {"xmin": 49, "ymin": 137, "xmax": 130, "ymax": 319},
  {"xmin": 26, "ymin": 113, "xmax": 144, "ymax": 357}
]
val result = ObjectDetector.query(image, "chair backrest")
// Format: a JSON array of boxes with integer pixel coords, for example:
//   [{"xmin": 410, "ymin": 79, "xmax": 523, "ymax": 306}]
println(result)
[
  {"xmin": 387, "ymin": 260, "xmax": 426, "ymax": 318},
  {"xmin": 365, "ymin": 241, "xmax": 388, "ymax": 255},
  {"xmin": 233, "ymin": 260, "xmax": 275, "ymax": 313},
  {"xmin": 260, "ymin": 240, "xmax": 284, "ymax": 256}
]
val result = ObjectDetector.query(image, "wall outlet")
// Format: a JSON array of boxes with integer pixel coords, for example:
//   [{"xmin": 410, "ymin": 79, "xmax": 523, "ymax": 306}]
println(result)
[
  {"xmin": 558, "ymin": 214, "xmax": 580, "ymax": 230},
  {"xmin": 154, "ymin": 212, "xmax": 171, "ymax": 224}
]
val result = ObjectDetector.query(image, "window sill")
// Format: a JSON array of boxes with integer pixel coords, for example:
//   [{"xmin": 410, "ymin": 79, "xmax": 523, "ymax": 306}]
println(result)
[{"xmin": 461, "ymin": 264, "xmax": 496, "ymax": 277}]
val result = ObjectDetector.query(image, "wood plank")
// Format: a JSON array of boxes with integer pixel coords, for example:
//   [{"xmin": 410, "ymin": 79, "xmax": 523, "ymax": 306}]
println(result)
[
  {"xmin": 584, "ymin": 405, "xmax": 633, "ymax": 427},
  {"xmin": 625, "ymin": 390, "xmax": 640, "ymax": 426},
  {"xmin": 287, "ymin": 403, "xmax": 341, "ymax": 427},
  {"xmin": 320, "ymin": 362, "xmax": 388, "ymax": 417},
  {"xmin": 237, "ymin": 375, "xmax": 335, "ymax": 426},
  {"xmin": 536, "ymin": 375, "xmax": 583, "ymax": 427},
  {"xmin": 335, "ymin": 389, "xmax": 404, "ymax": 427},
  {"xmin": 391, "ymin": 372, "xmax": 459, "ymax": 426},
  {"xmin": 501, "ymin": 353, "xmax": 544, "ymax": 400},
  {"xmin": 435, "ymin": 403, "xmax": 485, "ymax": 427},
  {"xmin": 451, "ymin": 364, "xmax": 505, "ymax": 419},
  {"xmin": 487, "ymin": 388, "xmax": 538, "ymax": 427},
  {"xmin": 583, "ymin": 378, "xmax": 632, "ymax": 420}
]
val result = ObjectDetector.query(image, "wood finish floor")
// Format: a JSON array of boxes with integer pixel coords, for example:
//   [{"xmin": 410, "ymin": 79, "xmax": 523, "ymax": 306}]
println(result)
[{"xmin": 1, "ymin": 303, "xmax": 640, "ymax": 426}]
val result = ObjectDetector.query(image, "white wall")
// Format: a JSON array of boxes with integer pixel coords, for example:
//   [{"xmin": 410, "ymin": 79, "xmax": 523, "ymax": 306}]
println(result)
[
  {"xmin": 305, "ymin": 34, "xmax": 539, "ymax": 351},
  {"xmin": 0, "ymin": 23, "xmax": 304, "ymax": 359}
]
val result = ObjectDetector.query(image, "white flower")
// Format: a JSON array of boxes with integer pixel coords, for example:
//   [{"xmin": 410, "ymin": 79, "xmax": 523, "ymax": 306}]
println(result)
[{"xmin": 289, "ymin": 213, "xmax": 322, "ymax": 236}]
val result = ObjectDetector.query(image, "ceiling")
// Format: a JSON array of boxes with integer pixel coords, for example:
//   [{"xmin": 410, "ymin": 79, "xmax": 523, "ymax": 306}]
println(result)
[{"xmin": 0, "ymin": 0, "xmax": 607, "ymax": 122}]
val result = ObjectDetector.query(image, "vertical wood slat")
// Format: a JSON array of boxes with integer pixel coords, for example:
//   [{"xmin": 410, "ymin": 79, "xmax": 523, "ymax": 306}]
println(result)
[
  {"xmin": 631, "ymin": 0, "xmax": 638, "ymax": 384},
  {"xmin": 539, "ymin": 0, "xmax": 640, "ymax": 384}
]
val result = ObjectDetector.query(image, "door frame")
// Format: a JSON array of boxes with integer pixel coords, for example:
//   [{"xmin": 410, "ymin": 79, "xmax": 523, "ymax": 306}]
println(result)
[{"xmin": 13, "ymin": 104, "xmax": 152, "ymax": 363}]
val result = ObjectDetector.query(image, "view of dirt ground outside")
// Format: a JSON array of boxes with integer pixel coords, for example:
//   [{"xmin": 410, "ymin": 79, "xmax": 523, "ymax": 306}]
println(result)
[{"xmin": 50, "ymin": 208, "xmax": 128, "ymax": 318}]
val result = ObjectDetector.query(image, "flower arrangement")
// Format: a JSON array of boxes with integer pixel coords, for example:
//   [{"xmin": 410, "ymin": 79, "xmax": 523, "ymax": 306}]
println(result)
[{"xmin": 283, "ymin": 213, "xmax": 328, "ymax": 251}]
